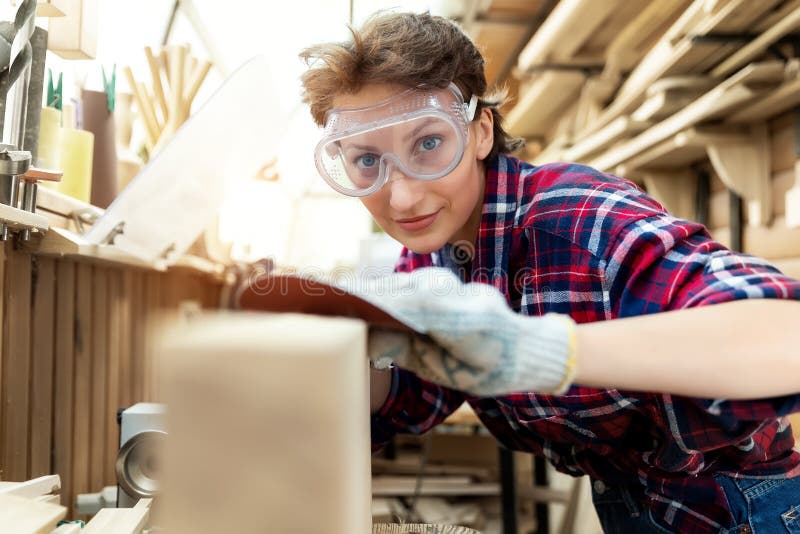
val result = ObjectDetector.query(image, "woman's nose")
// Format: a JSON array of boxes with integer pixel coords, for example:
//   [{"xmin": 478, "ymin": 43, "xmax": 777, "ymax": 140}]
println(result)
[{"xmin": 386, "ymin": 167, "xmax": 424, "ymax": 212}]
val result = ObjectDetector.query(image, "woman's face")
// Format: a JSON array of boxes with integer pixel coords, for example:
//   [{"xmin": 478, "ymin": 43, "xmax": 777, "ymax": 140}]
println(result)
[{"xmin": 330, "ymin": 83, "xmax": 494, "ymax": 255}]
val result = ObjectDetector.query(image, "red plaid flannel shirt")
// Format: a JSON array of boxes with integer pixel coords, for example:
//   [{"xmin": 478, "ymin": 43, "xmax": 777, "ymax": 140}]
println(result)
[{"xmin": 371, "ymin": 154, "xmax": 800, "ymax": 533}]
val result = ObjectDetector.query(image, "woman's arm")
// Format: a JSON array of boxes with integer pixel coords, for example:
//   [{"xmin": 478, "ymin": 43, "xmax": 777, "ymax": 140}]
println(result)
[{"xmin": 576, "ymin": 298, "xmax": 800, "ymax": 399}]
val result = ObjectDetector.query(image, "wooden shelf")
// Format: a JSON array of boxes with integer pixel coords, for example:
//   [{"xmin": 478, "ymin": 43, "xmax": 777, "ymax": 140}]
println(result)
[{"xmin": 0, "ymin": 203, "xmax": 49, "ymax": 233}]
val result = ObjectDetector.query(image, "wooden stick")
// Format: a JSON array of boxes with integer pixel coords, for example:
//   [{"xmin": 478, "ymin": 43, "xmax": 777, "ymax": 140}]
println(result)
[
  {"xmin": 122, "ymin": 66, "xmax": 157, "ymax": 149},
  {"xmin": 183, "ymin": 60, "xmax": 212, "ymax": 115},
  {"xmin": 144, "ymin": 46, "xmax": 168, "ymax": 121},
  {"xmin": 137, "ymin": 82, "xmax": 163, "ymax": 142}
]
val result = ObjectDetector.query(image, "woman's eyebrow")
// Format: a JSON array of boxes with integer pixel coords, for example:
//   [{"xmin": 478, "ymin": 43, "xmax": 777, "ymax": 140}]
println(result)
[
  {"xmin": 403, "ymin": 118, "xmax": 439, "ymax": 141},
  {"xmin": 341, "ymin": 141, "xmax": 381, "ymax": 153}
]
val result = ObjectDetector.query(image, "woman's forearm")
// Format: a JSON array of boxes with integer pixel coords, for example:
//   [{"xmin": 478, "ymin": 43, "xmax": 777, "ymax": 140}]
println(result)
[{"xmin": 573, "ymin": 299, "xmax": 800, "ymax": 399}]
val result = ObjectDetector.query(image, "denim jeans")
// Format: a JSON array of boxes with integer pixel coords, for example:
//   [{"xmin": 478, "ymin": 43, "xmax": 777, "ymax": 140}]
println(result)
[{"xmin": 590, "ymin": 475, "xmax": 800, "ymax": 533}]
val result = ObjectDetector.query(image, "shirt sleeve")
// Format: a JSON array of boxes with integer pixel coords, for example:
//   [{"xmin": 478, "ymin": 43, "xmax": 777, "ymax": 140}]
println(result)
[
  {"xmin": 371, "ymin": 366, "xmax": 466, "ymax": 451},
  {"xmin": 604, "ymin": 212, "xmax": 800, "ymax": 435}
]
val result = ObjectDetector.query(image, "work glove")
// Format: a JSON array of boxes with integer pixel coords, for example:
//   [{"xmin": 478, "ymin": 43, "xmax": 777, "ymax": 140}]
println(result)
[{"xmin": 347, "ymin": 268, "xmax": 577, "ymax": 396}]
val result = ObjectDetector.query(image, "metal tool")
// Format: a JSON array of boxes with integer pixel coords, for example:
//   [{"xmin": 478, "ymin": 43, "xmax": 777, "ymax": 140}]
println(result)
[
  {"xmin": 116, "ymin": 403, "xmax": 166, "ymax": 508},
  {"xmin": 0, "ymin": 143, "xmax": 30, "ymax": 240},
  {"xmin": 18, "ymin": 165, "xmax": 61, "ymax": 241}
]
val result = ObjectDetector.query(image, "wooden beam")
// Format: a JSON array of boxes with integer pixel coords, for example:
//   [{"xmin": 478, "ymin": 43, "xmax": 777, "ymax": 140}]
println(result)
[
  {"xmin": 563, "ymin": 116, "xmax": 650, "ymax": 162},
  {"xmin": 30, "ymin": 256, "xmax": 56, "ymax": 478},
  {"xmin": 728, "ymin": 63, "xmax": 800, "ymax": 123},
  {"xmin": 517, "ymin": 0, "xmax": 623, "ymax": 70}
]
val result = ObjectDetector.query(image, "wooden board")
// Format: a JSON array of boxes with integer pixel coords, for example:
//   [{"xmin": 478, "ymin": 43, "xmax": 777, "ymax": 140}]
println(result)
[
  {"xmin": 30, "ymin": 256, "xmax": 56, "ymax": 478},
  {"xmin": 72, "ymin": 263, "xmax": 92, "ymax": 505},
  {"xmin": 53, "ymin": 260, "xmax": 75, "ymax": 512},
  {"xmin": 90, "ymin": 267, "xmax": 108, "ymax": 492},
  {"xmin": 2, "ymin": 249, "xmax": 32, "ymax": 482},
  {"xmin": 105, "ymin": 270, "xmax": 122, "ymax": 486}
]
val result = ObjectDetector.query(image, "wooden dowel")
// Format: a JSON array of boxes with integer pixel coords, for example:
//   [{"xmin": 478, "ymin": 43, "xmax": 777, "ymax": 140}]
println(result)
[
  {"xmin": 184, "ymin": 60, "xmax": 212, "ymax": 115},
  {"xmin": 145, "ymin": 46, "xmax": 168, "ymax": 121},
  {"xmin": 122, "ymin": 66, "xmax": 157, "ymax": 149}
]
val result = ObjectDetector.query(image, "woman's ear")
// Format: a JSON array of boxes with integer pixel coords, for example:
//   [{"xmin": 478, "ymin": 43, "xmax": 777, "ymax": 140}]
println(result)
[{"xmin": 474, "ymin": 107, "xmax": 494, "ymax": 160}]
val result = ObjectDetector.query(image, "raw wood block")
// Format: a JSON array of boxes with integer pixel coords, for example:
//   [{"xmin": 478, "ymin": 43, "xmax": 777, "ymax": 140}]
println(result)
[
  {"xmin": 72, "ymin": 263, "xmax": 92, "ymax": 502},
  {"xmin": 53, "ymin": 260, "xmax": 76, "ymax": 513},
  {"xmin": 160, "ymin": 313, "xmax": 371, "ymax": 534},
  {"xmin": 30, "ymin": 256, "xmax": 56, "ymax": 478},
  {"xmin": 90, "ymin": 267, "xmax": 108, "ymax": 492},
  {"xmin": 773, "ymin": 168, "xmax": 795, "ymax": 218},
  {"xmin": 2, "ymin": 249, "xmax": 32, "ymax": 482}
]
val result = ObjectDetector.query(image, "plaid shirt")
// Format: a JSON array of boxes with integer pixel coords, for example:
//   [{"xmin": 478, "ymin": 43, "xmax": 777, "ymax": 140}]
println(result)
[{"xmin": 372, "ymin": 154, "xmax": 800, "ymax": 533}]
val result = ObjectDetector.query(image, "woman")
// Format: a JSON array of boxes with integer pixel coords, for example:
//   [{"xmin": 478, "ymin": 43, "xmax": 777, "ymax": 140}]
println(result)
[{"xmin": 300, "ymin": 11, "xmax": 800, "ymax": 533}]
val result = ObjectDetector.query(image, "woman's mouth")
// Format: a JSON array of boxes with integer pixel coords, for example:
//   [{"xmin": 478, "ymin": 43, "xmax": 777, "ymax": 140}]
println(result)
[{"xmin": 394, "ymin": 209, "xmax": 442, "ymax": 232}]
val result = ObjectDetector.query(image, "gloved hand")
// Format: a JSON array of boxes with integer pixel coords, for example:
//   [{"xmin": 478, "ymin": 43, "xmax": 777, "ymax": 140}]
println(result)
[{"xmin": 347, "ymin": 268, "xmax": 577, "ymax": 396}]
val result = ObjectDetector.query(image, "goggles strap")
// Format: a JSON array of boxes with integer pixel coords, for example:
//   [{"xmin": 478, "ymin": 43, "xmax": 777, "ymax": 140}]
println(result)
[{"xmin": 466, "ymin": 94, "xmax": 478, "ymax": 121}]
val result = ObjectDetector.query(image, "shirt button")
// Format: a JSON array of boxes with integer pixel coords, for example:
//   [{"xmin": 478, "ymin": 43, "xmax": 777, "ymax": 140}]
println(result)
[
  {"xmin": 738, "ymin": 526, "xmax": 752, "ymax": 534},
  {"xmin": 593, "ymin": 480, "xmax": 606, "ymax": 495}
]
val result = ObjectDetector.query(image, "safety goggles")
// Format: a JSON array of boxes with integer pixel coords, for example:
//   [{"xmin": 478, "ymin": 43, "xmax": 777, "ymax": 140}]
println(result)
[{"xmin": 314, "ymin": 83, "xmax": 478, "ymax": 197}]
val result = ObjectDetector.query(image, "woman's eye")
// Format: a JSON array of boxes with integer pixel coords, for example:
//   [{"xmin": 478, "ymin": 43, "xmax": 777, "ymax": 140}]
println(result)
[
  {"xmin": 418, "ymin": 136, "xmax": 442, "ymax": 152},
  {"xmin": 356, "ymin": 154, "xmax": 379, "ymax": 169}
]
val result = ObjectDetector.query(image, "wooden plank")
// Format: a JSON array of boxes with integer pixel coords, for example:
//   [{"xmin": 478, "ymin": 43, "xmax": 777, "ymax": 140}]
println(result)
[
  {"xmin": 708, "ymin": 190, "xmax": 729, "ymax": 230},
  {"xmin": 506, "ymin": 70, "xmax": 586, "ymax": 138},
  {"xmin": 728, "ymin": 66, "xmax": 800, "ymax": 124},
  {"xmin": 0, "ymin": 493, "xmax": 66, "ymax": 533},
  {"xmin": 52, "ymin": 260, "xmax": 75, "ymax": 514},
  {"xmin": 562, "ymin": 116, "xmax": 650, "ymax": 162},
  {"xmin": 371, "ymin": 477, "xmax": 500, "ymax": 497},
  {"xmin": 30, "ymin": 256, "xmax": 56, "ymax": 478},
  {"xmin": 590, "ymin": 62, "xmax": 784, "ymax": 171},
  {"xmin": 0, "ymin": 474, "xmax": 61, "ymax": 497},
  {"xmin": 72, "ymin": 263, "xmax": 92, "ymax": 505},
  {"xmin": 0, "ymin": 242, "xmax": 5, "ymax": 480},
  {"xmin": 712, "ymin": 6, "xmax": 800, "ymax": 78},
  {"xmin": 145, "ymin": 272, "xmax": 161, "ymax": 401},
  {"xmin": 2, "ymin": 249, "xmax": 32, "ymax": 482},
  {"xmin": 130, "ymin": 271, "xmax": 145, "ymax": 403},
  {"xmin": 581, "ymin": 0, "xmax": 776, "ymax": 138},
  {"xmin": 517, "ymin": 0, "xmax": 624, "ymax": 69},
  {"xmin": 105, "ymin": 269, "xmax": 122, "ymax": 486},
  {"xmin": 90, "ymin": 267, "xmax": 108, "ymax": 492},
  {"xmin": 118, "ymin": 271, "xmax": 134, "ymax": 410}
]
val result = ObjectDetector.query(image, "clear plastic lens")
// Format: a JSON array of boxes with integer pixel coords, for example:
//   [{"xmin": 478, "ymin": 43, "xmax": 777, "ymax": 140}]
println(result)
[{"xmin": 317, "ymin": 115, "xmax": 463, "ymax": 195}]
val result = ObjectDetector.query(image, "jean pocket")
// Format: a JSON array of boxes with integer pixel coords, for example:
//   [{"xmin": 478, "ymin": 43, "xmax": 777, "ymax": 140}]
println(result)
[{"xmin": 784, "ymin": 504, "xmax": 800, "ymax": 533}]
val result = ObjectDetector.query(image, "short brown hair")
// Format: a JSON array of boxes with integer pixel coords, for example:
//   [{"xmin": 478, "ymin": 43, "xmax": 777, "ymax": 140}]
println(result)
[{"xmin": 299, "ymin": 11, "xmax": 523, "ymax": 162}]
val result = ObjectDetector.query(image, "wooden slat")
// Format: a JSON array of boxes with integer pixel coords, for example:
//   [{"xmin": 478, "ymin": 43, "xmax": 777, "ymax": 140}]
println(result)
[
  {"xmin": 53, "ymin": 260, "xmax": 75, "ymax": 513},
  {"xmin": 90, "ymin": 267, "xmax": 108, "ymax": 492},
  {"xmin": 0, "ymin": 242, "xmax": 5, "ymax": 480},
  {"xmin": 145, "ymin": 272, "xmax": 161, "ymax": 401},
  {"xmin": 2, "ymin": 249, "xmax": 32, "ymax": 482},
  {"xmin": 105, "ymin": 270, "xmax": 122, "ymax": 486},
  {"xmin": 118, "ymin": 271, "xmax": 134, "ymax": 410},
  {"xmin": 71, "ymin": 263, "xmax": 92, "ymax": 505},
  {"xmin": 30, "ymin": 256, "xmax": 56, "ymax": 478},
  {"xmin": 506, "ymin": 70, "xmax": 586, "ymax": 138},
  {"xmin": 130, "ymin": 271, "xmax": 145, "ymax": 403}
]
